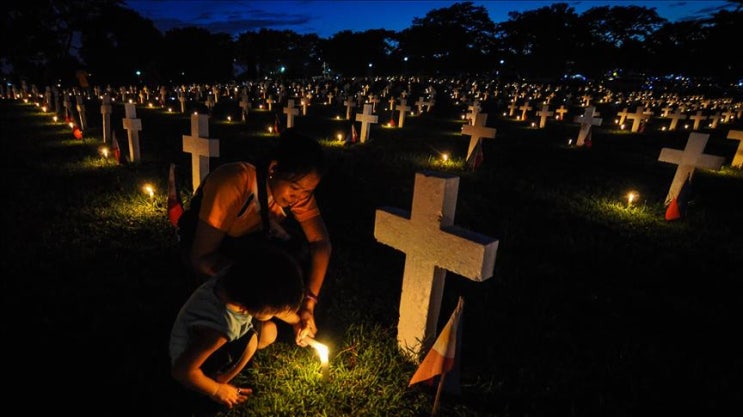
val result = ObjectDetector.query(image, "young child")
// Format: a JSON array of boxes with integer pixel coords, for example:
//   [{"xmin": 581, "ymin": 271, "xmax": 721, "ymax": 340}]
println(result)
[{"xmin": 169, "ymin": 243, "xmax": 304, "ymax": 413}]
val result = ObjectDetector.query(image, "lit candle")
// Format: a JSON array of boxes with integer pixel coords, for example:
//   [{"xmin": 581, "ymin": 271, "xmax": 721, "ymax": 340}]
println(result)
[
  {"xmin": 142, "ymin": 184, "xmax": 155, "ymax": 199},
  {"xmin": 304, "ymin": 338, "xmax": 329, "ymax": 380},
  {"xmin": 626, "ymin": 191, "xmax": 638, "ymax": 207}
]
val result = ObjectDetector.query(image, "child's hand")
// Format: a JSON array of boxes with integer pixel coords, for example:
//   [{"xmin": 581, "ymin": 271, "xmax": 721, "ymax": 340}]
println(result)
[{"xmin": 211, "ymin": 383, "xmax": 251, "ymax": 408}]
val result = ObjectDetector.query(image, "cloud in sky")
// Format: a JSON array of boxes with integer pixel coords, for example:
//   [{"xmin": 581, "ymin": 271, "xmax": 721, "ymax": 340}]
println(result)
[{"xmin": 125, "ymin": 1, "xmax": 736, "ymax": 39}]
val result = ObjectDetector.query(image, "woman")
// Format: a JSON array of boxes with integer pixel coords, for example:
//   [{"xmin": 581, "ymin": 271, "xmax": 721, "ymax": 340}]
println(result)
[{"xmin": 181, "ymin": 128, "xmax": 331, "ymax": 347}]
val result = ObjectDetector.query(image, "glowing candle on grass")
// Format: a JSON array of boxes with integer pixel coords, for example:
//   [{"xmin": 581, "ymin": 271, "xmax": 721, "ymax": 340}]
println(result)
[
  {"xmin": 626, "ymin": 191, "xmax": 638, "ymax": 207},
  {"xmin": 304, "ymin": 338, "xmax": 329, "ymax": 380},
  {"xmin": 142, "ymin": 184, "xmax": 155, "ymax": 199}
]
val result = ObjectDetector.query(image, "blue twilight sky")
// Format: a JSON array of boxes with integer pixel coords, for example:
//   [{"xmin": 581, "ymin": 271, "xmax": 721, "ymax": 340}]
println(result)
[{"xmin": 124, "ymin": 1, "xmax": 736, "ymax": 39}]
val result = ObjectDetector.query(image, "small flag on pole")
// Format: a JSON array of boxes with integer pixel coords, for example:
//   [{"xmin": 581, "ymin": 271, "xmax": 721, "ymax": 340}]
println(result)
[
  {"xmin": 274, "ymin": 113, "xmax": 282, "ymax": 134},
  {"xmin": 111, "ymin": 130, "xmax": 121, "ymax": 163},
  {"xmin": 410, "ymin": 297, "xmax": 464, "ymax": 416},
  {"xmin": 409, "ymin": 297, "xmax": 464, "ymax": 387},
  {"xmin": 466, "ymin": 139, "xmax": 484, "ymax": 170},
  {"xmin": 168, "ymin": 163, "xmax": 184, "ymax": 227},
  {"xmin": 72, "ymin": 125, "xmax": 83, "ymax": 140},
  {"xmin": 665, "ymin": 175, "xmax": 693, "ymax": 221},
  {"xmin": 346, "ymin": 123, "xmax": 358, "ymax": 145}
]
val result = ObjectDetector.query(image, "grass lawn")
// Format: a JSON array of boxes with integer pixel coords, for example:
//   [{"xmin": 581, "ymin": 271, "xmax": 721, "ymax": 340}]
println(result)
[{"xmin": 2, "ymin": 91, "xmax": 741, "ymax": 417}]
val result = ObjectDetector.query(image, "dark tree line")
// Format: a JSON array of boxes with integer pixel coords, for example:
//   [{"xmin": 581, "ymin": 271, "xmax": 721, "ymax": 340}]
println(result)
[{"xmin": 3, "ymin": 0, "xmax": 741, "ymax": 87}]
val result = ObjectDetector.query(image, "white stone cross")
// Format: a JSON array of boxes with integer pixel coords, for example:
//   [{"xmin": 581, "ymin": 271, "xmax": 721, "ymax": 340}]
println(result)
[
  {"xmin": 239, "ymin": 94, "xmax": 250, "ymax": 121},
  {"xmin": 536, "ymin": 104, "xmax": 553, "ymax": 128},
  {"xmin": 574, "ymin": 106, "xmax": 602, "ymax": 146},
  {"xmin": 344, "ymin": 98, "xmax": 356, "ymax": 120},
  {"xmin": 266, "ymin": 96, "xmax": 275, "ymax": 111},
  {"xmin": 422, "ymin": 98, "xmax": 435, "ymax": 112},
  {"xmin": 284, "ymin": 99, "xmax": 299, "ymax": 128},
  {"xmin": 518, "ymin": 101, "xmax": 532, "ymax": 121},
  {"xmin": 708, "ymin": 112, "xmax": 721, "ymax": 129},
  {"xmin": 461, "ymin": 113, "xmax": 496, "ymax": 161},
  {"xmin": 658, "ymin": 132, "xmax": 724, "ymax": 204},
  {"xmin": 178, "ymin": 92, "xmax": 187, "ymax": 113},
  {"xmin": 374, "ymin": 171, "xmax": 498, "ymax": 354},
  {"xmin": 667, "ymin": 108, "xmax": 687, "ymax": 131},
  {"xmin": 689, "ymin": 110, "xmax": 708, "ymax": 130},
  {"xmin": 466, "ymin": 100, "xmax": 481, "ymax": 125},
  {"xmin": 415, "ymin": 97, "xmax": 426, "ymax": 115},
  {"xmin": 122, "ymin": 103, "xmax": 142, "ymax": 163},
  {"xmin": 726, "ymin": 129, "xmax": 743, "ymax": 168},
  {"xmin": 182, "ymin": 113, "xmax": 220, "ymax": 191},
  {"xmin": 396, "ymin": 98, "xmax": 411, "ymax": 128},
  {"xmin": 616, "ymin": 107, "xmax": 630, "ymax": 125},
  {"xmin": 354, "ymin": 103, "xmax": 378, "ymax": 143},
  {"xmin": 721, "ymin": 109, "xmax": 735, "ymax": 123},
  {"xmin": 555, "ymin": 105, "xmax": 568, "ymax": 121},
  {"xmin": 300, "ymin": 97, "xmax": 309, "ymax": 116},
  {"xmin": 507, "ymin": 101, "xmax": 518, "ymax": 117},
  {"xmin": 625, "ymin": 106, "xmax": 648, "ymax": 133},
  {"xmin": 75, "ymin": 95, "xmax": 87, "ymax": 130},
  {"xmin": 368, "ymin": 95, "xmax": 379, "ymax": 113},
  {"xmin": 100, "ymin": 94, "xmax": 112, "ymax": 145}
]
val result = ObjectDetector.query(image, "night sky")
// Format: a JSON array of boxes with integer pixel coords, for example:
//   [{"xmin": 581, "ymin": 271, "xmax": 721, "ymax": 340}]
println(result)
[{"xmin": 124, "ymin": 0, "xmax": 735, "ymax": 39}]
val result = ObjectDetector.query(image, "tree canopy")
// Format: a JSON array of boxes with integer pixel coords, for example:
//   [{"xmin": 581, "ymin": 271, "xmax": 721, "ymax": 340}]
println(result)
[{"xmin": 3, "ymin": 1, "xmax": 741, "ymax": 86}]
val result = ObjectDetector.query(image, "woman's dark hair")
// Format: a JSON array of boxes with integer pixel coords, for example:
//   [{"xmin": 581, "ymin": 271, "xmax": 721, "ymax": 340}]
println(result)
[
  {"xmin": 220, "ymin": 243, "xmax": 304, "ymax": 315},
  {"xmin": 270, "ymin": 128, "xmax": 328, "ymax": 181}
]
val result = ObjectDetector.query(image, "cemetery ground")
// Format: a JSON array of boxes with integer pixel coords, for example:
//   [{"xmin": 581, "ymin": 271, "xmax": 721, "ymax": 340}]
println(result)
[{"xmin": 2, "ymin": 95, "xmax": 742, "ymax": 417}]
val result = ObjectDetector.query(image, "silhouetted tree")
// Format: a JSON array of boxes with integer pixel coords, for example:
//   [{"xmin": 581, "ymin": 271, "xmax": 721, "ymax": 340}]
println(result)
[
  {"xmin": 234, "ymin": 29, "xmax": 322, "ymax": 79},
  {"xmin": 78, "ymin": 3, "xmax": 163, "ymax": 86},
  {"xmin": 161, "ymin": 27, "xmax": 234, "ymax": 83},
  {"xmin": 3, "ymin": 0, "xmax": 124, "ymax": 85},
  {"xmin": 397, "ymin": 1, "xmax": 497, "ymax": 76},
  {"xmin": 495, "ymin": 3, "xmax": 585, "ymax": 80},
  {"xmin": 321, "ymin": 29, "xmax": 396, "ymax": 76},
  {"xmin": 580, "ymin": 5, "xmax": 666, "ymax": 75}
]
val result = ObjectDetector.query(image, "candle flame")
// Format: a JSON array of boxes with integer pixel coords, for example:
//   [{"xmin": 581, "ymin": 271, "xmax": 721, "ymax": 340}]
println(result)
[{"xmin": 305, "ymin": 338, "xmax": 329, "ymax": 364}]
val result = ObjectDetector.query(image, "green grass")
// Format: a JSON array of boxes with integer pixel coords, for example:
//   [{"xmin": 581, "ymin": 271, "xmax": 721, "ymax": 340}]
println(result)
[{"xmin": 2, "ymin": 94, "xmax": 742, "ymax": 417}]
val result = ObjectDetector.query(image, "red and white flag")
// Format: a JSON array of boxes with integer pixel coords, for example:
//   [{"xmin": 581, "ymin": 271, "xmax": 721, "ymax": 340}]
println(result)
[
  {"xmin": 466, "ymin": 138, "xmax": 484, "ymax": 170},
  {"xmin": 274, "ymin": 113, "xmax": 282, "ymax": 134},
  {"xmin": 409, "ymin": 297, "xmax": 464, "ymax": 387},
  {"xmin": 346, "ymin": 123, "xmax": 358, "ymax": 145},
  {"xmin": 665, "ymin": 175, "xmax": 693, "ymax": 221},
  {"xmin": 111, "ymin": 130, "xmax": 121, "ymax": 163},
  {"xmin": 167, "ymin": 163, "xmax": 184, "ymax": 227}
]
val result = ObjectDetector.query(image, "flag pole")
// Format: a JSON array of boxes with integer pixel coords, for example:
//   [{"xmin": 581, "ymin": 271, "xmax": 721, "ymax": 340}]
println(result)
[{"xmin": 431, "ymin": 370, "xmax": 448, "ymax": 417}]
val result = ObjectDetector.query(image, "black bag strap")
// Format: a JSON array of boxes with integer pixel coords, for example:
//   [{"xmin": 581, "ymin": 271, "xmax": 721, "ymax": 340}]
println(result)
[{"xmin": 255, "ymin": 162, "xmax": 271, "ymax": 236}]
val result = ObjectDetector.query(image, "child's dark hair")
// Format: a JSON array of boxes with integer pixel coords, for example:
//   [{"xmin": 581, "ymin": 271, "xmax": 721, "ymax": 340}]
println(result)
[
  {"xmin": 270, "ymin": 128, "xmax": 328, "ymax": 181},
  {"xmin": 220, "ymin": 243, "xmax": 304, "ymax": 315}
]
